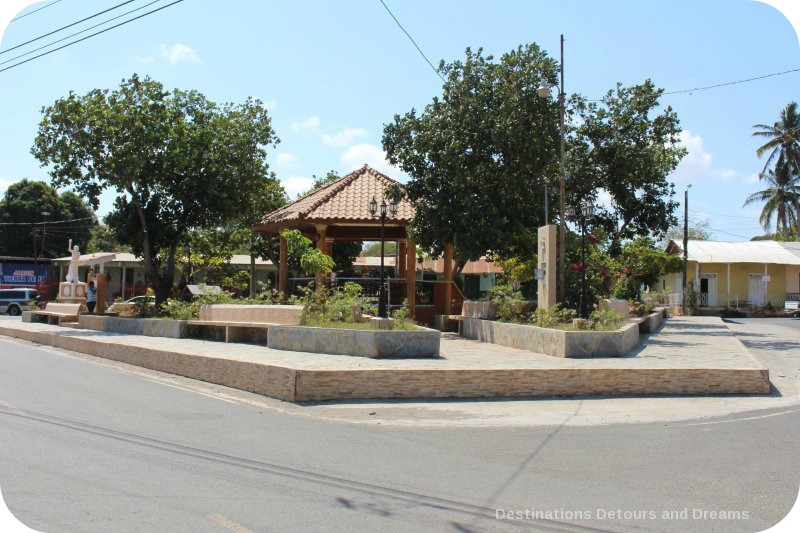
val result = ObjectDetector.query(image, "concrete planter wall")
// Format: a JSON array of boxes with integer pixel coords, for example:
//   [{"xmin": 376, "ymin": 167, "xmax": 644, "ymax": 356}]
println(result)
[
  {"xmin": 78, "ymin": 315, "xmax": 188, "ymax": 338},
  {"xmin": 268, "ymin": 325, "xmax": 441, "ymax": 359},
  {"xmin": 637, "ymin": 308, "xmax": 667, "ymax": 334},
  {"xmin": 461, "ymin": 317, "xmax": 640, "ymax": 358},
  {"xmin": 462, "ymin": 301, "xmax": 497, "ymax": 320}
]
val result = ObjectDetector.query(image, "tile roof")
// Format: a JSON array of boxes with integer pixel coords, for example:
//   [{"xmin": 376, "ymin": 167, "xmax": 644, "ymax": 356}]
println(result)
[{"xmin": 253, "ymin": 165, "xmax": 414, "ymax": 231}]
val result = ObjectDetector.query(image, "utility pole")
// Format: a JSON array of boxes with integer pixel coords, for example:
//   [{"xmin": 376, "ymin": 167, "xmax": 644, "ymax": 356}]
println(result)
[
  {"xmin": 558, "ymin": 34, "xmax": 566, "ymax": 306},
  {"xmin": 682, "ymin": 185, "xmax": 691, "ymax": 314}
]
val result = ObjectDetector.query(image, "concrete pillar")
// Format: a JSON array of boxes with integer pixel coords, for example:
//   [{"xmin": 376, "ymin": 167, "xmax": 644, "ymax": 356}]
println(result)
[
  {"xmin": 279, "ymin": 232, "xmax": 288, "ymax": 297},
  {"xmin": 121, "ymin": 266, "xmax": 127, "ymax": 300},
  {"xmin": 537, "ymin": 225, "xmax": 557, "ymax": 309},
  {"xmin": 406, "ymin": 238, "xmax": 416, "ymax": 318},
  {"xmin": 443, "ymin": 243, "xmax": 453, "ymax": 315}
]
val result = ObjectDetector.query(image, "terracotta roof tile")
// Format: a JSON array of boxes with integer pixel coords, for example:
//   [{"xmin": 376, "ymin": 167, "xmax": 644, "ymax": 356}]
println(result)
[{"xmin": 255, "ymin": 165, "xmax": 414, "ymax": 230}]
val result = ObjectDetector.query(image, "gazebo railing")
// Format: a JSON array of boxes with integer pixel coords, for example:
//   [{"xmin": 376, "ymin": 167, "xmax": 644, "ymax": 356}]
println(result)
[{"xmin": 286, "ymin": 276, "xmax": 435, "ymax": 307}]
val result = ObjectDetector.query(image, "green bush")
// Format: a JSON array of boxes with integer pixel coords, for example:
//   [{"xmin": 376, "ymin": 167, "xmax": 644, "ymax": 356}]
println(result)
[
  {"xmin": 587, "ymin": 308, "xmax": 624, "ymax": 331},
  {"xmin": 484, "ymin": 284, "xmax": 527, "ymax": 322},
  {"xmin": 533, "ymin": 304, "xmax": 577, "ymax": 328}
]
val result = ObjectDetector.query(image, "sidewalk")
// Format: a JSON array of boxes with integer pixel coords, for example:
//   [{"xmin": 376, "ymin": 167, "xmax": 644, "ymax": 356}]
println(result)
[{"xmin": 0, "ymin": 316, "xmax": 772, "ymax": 412}]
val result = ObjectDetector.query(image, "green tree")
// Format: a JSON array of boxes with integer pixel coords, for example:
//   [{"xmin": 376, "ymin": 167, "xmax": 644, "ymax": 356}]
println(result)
[
  {"xmin": 663, "ymin": 219, "xmax": 712, "ymax": 243},
  {"xmin": 281, "ymin": 229, "xmax": 335, "ymax": 277},
  {"xmin": 360, "ymin": 241, "xmax": 397, "ymax": 257},
  {"xmin": 743, "ymin": 163, "xmax": 800, "ymax": 237},
  {"xmin": 85, "ymin": 223, "xmax": 130, "ymax": 254},
  {"xmin": 32, "ymin": 74, "xmax": 281, "ymax": 304},
  {"xmin": 383, "ymin": 44, "xmax": 560, "ymax": 273},
  {"xmin": 569, "ymin": 80, "xmax": 686, "ymax": 254},
  {"xmin": 753, "ymin": 101, "xmax": 800, "ymax": 176},
  {"xmin": 0, "ymin": 179, "xmax": 97, "ymax": 258}
]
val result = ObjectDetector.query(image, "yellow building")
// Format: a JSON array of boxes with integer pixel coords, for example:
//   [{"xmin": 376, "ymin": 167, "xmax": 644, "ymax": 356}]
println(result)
[{"xmin": 661, "ymin": 240, "xmax": 800, "ymax": 308}]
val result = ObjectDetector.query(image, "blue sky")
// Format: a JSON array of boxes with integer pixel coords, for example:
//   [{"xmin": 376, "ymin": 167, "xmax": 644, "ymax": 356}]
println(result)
[{"xmin": 0, "ymin": 0, "xmax": 799, "ymax": 242}]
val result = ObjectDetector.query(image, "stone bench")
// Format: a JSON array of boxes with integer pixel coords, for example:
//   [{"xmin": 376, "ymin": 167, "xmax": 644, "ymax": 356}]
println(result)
[
  {"xmin": 187, "ymin": 304, "xmax": 305, "ymax": 344},
  {"xmin": 25, "ymin": 303, "xmax": 83, "ymax": 325}
]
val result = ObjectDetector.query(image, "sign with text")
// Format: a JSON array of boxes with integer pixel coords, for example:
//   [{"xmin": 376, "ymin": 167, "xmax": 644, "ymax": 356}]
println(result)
[{"xmin": 1, "ymin": 263, "xmax": 48, "ymax": 286}]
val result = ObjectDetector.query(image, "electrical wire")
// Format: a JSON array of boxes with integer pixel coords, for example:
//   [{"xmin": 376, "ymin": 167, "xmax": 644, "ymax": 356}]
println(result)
[
  {"xmin": 9, "ymin": 0, "xmax": 63, "ymax": 23},
  {"xmin": 0, "ymin": 0, "xmax": 137, "ymax": 56},
  {"xmin": 377, "ymin": 0, "xmax": 445, "ymax": 83},
  {"xmin": 664, "ymin": 68, "xmax": 800, "ymax": 96},
  {"xmin": 1, "ymin": 0, "xmax": 166, "ymax": 67},
  {"xmin": 0, "ymin": 0, "xmax": 184, "ymax": 74},
  {"xmin": 0, "ymin": 217, "xmax": 95, "ymax": 226}
]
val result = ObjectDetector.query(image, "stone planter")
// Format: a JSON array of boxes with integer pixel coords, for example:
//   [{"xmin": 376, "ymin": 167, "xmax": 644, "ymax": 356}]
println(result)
[
  {"xmin": 78, "ymin": 315, "xmax": 188, "ymax": 338},
  {"xmin": 267, "ymin": 325, "xmax": 441, "ymax": 358},
  {"xmin": 461, "ymin": 317, "xmax": 640, "ymax": 358},
  {"xmin": 462, "ymin": 300, "xmax": 498, "ymax": 320}
]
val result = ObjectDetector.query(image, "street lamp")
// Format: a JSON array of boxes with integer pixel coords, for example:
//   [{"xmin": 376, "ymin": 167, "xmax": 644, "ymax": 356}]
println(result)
[
  {"xmin": 537, "ymin": 34, "xmax": 567, "ymax": 306},
  {"xmin": 39, "ymin": 211, "xmax": 50, "ymax": 294},
  {"xmin": 369, "ymin": 196, "xmax": 397, "ymax": 318},
  {"xmin": 567, "ymin": 199, "xmax": 595, "ymax": 319}
]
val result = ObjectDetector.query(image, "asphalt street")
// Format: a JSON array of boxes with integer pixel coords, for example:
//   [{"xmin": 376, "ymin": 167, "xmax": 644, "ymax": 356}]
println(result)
[{"xmin": 1, "ymin": 325, "xmax": 799, "ymax": 533}]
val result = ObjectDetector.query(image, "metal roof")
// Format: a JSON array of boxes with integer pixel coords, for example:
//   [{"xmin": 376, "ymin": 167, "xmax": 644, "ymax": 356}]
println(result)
[{"xmin": 670, "ymin": 240, "xmax": 800, "ymax": 265}]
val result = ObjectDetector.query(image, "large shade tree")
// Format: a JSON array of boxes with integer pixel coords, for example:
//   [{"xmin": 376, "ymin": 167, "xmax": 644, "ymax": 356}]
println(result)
[
  {"xmin": 383, "ymin": 44, "xmax": 561, "ymax": 274},
  {"xmin": 32, "ymin": 74, "xmax": 282, "ymax": 303},
  {"xmin": 568, "ymin": 81, "xmax": 686, "ymax": 255},
  {"xmin": 0, "ymin": 179, "xmax": 97, "ymax": 258}
]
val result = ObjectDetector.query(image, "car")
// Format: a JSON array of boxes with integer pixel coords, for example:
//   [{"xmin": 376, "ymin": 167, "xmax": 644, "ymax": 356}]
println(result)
[
  {"xmin": 107, "ymin": 295, "xmax": 155, "ymax": 313},
  {"xmin": 0, "ymin": 288, "xmax": 40, "ymax": 316}
]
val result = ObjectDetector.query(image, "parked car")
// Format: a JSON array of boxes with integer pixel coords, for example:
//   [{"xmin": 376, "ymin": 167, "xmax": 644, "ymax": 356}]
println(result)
[
  {"xmin": 107, "ymin": 295, "xmax": 155, "ymax": 313},
  {"xmin": 0, "ymin": 288, "xmax": 40, "ymax": 316}
]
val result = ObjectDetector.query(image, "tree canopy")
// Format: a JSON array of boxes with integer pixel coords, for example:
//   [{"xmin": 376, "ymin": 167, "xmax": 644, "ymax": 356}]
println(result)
[
  {"xmin": 383, "ymin": 44, "xmax": 685, "ymax": 274},
  {"xmin": 0, "ymin": 179, "xmax": 97, "ymax": 258},
  {"xmin": 568, "ymin": 80, "xmax": 685, "ymax": 254},
  {"xmin": 383, "ymin": 44, "xmax": 561, "ymax": 271},
  {"xmin": 32, "ymin": 74, "xmax": 282, "ymax": 303}
]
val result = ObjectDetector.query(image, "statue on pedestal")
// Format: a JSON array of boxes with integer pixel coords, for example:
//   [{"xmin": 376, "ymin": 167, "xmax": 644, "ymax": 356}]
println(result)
[{"xmin": 66, "ymin": 239, "xmax": 80, "ymax": 283}]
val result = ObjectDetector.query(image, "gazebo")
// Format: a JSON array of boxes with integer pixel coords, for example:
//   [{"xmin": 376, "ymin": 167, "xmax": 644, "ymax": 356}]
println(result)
[{"xmin": 252, "ymin": 165, "xmax": 459, "ymax": 320}]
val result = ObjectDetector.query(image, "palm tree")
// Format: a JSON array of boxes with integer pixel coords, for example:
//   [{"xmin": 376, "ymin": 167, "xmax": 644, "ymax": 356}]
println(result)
[
  {"xmin": 744, "ymin": 163, "xmax": 800, "ymax": 238},
  {"xmin": 753, "ymin": 101, "xmax": 800, "ymax": 175}
]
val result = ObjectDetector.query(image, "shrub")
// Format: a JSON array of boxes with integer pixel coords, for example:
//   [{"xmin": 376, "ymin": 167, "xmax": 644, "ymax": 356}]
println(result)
[
  {"xmin": 484, "ymin": 284, "xmax": 527, "ymax": 322},
  {"xmin": 587, "ymin": 308, "xmax": 624, "ymax": 331},
  {"xmin": 532, "ymin": 304, "xmax": 577, "ymax": 328}
]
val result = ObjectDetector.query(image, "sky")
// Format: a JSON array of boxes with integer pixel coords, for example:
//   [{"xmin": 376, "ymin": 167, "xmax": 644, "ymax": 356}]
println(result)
[{"xmin": 0, "ymin": 0, "xmax": 799, "ymax": 244}]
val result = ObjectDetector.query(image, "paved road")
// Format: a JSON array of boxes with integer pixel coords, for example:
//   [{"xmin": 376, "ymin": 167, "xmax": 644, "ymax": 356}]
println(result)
[{"xmin": 1, "ymin": 335, "xmax": 799, "ymax": 532}]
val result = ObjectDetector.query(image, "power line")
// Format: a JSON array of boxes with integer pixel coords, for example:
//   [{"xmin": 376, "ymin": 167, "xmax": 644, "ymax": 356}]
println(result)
[
  {"xmin": 9, "ymin": 0, "xmax": 63, "ymax": 23},
  {"xmin": 0, "ymin": 0, "xmax": 184, "ymax": 74},
  {"xmin": 377, "ymin": 0, "xmax": 446, "ymax": 84},
  {"xmin": 0, "ymin": 217, "xmax": 95, "ymax": 226},
  {"xmin": 0, "ymin": 0, "xmax": 137, "ymax": 56},
  {"xmin": 1, "ymin": 0, "xmax": 166, "ymax": 68},
  {"xmin": 663, "ymin": 68, "xmax": 800, "ymax": 96}
]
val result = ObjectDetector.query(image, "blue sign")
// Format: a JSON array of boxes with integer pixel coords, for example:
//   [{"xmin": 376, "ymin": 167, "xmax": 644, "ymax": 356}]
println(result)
[{"xmin": 1, "ymin": 263, "xmax": 48, "ymax": 286}]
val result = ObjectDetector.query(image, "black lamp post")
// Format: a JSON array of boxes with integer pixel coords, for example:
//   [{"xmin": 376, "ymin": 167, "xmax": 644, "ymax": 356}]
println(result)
[
  {"xmin": 567, "ymin": 200, "xmax": 594, "ymax": 319},
  {"xmin": 369, "ymin": 196, "xmax": 397, "ymax": 318}
]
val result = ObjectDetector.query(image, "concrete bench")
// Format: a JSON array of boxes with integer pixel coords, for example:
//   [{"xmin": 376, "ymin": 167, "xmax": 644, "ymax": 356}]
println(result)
[
  {"xmin": 27, "ymin": 303, "xmax": 83, "ymax": 325},
  {"xmin": 187, "ymin": 304, "xmax": 305, "ymax": 344}
]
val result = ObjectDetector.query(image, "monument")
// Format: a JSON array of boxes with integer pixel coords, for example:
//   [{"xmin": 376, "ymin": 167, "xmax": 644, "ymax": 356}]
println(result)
[{"xmin": 59, "ymin": 239, "xmax": 87, "ymax": 305}]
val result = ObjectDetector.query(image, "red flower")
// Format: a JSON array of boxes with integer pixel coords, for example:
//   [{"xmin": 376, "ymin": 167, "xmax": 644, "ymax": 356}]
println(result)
[
  {"xmin": 587, "ymin": 234, "xmax": 598, "ymax": 243},
  {"xmin": 616, "ymin": 273, "xmax": 623, "ymax": 278}
]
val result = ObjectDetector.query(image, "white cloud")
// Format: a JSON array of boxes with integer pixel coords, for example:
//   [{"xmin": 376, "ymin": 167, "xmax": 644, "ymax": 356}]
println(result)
[
  {"xmin": 745, "ymin": 173, "xmax": 760, "ymax": 184},
  {"xmin": 322, "ymin": 127, "xmax": 367, "ymax": 147},
  {"xmin": 340, "ymin": 144, "xmax": 402, "ymax": 177},
  {"xmin": 160, "ymin": 43, "xmax": 200, "ymax": 63},
  {"xmin": 672, "ymin": 130, "xmax": 737, "ymax": 182},
  {"xmin": 136, "ymin": 56, "xmax": 155, "ymax": 64},
  {"xmin": 276, "ymin": 153, "xmax": 300, "ymax": 169},
  {"xmin": 281, "ymin": 176, "xmax": 314, "ymax": 199},
  {"xmin": 291, "ymin": 116, "xmax": 320, "ymax": 134}
]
